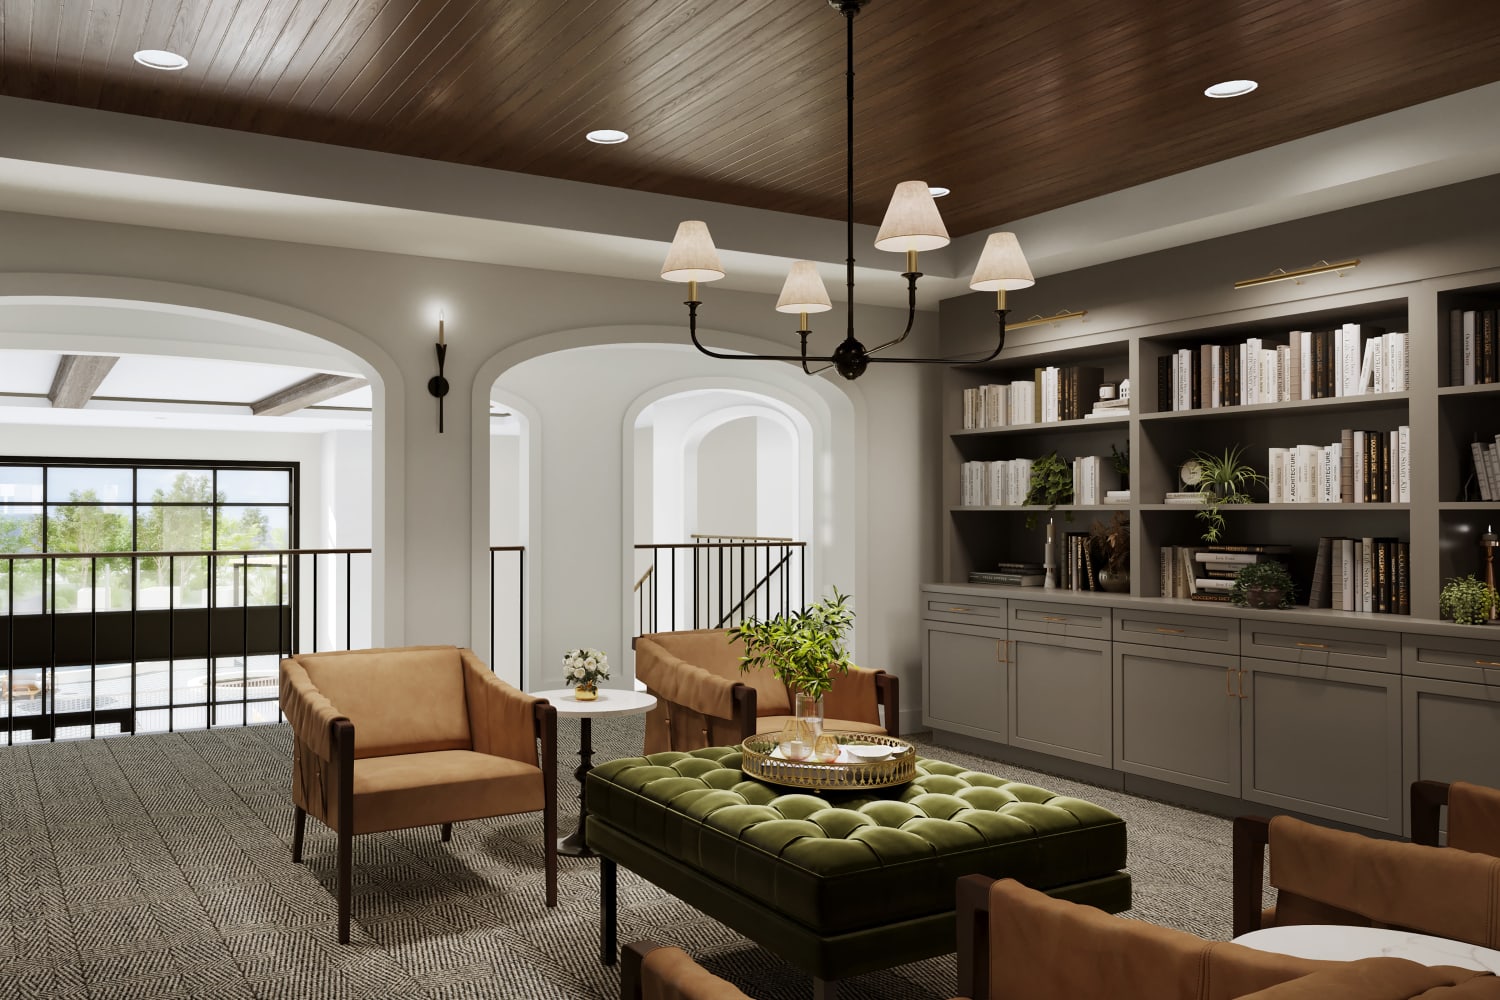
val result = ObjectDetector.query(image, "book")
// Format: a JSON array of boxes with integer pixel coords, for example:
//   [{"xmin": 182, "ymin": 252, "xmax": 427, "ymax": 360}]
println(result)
[
  {"xmin": 1308, "ymin": 537, "xmax": 1333, "ymax": 609},
  {"xmin": 1396, "ymin": 541, "xmax": 1411, "ymax": 615},
  {"xmin": 969, "ymin": 572, "xmax": 1044, "ymax": 586},
  {"xmin": 1203, "ymin": 543, "xmax": 1292, "ymax": 554}
]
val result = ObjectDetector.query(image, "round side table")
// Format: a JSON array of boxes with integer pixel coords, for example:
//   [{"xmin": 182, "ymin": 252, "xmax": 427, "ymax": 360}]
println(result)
[{"xmin": 531, "ymin": 687, "xmax": 657, "ymax": 857}]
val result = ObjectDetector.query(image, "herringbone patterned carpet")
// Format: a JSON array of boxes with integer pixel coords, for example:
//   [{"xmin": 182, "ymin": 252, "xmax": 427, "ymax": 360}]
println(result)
[{"xmin": 0, "ymin": 720, "xmax": 1239, "ymax": 999}]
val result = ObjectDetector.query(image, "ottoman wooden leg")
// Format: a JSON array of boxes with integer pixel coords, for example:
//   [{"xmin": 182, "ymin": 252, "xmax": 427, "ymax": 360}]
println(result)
[
  {"xmin": 813, "ymin": 977, "xmax": 839, "ymax": 1000},
  {"xmin": 601, "ymin": 856, "xmax": 618, "ymax": 966}
]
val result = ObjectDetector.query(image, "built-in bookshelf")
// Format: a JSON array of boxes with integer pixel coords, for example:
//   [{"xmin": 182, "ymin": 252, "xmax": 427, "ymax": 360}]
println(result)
[{"xmin": 939, "ymin": 275, "xmax": 1500, "ymax": 623}]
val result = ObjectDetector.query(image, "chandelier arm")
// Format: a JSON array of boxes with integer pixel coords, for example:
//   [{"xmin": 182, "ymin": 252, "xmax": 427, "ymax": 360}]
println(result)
[
  {"xmin": 686, "ymin": 300, "xmax": 841, "ymax": 365},
  {"xmin": 864, "ymin": 271, "xmax": 921, "ymax": 357},
  {"xmin": 865, "ymin": 308, "xmax": 1009, "ymax": 366}
]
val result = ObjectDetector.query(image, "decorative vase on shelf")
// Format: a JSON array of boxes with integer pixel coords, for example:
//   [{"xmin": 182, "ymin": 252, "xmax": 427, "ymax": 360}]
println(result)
[
  {"xmin": 794, "ymin": 691, "xmax": 824, "ymax": 738},
  {"xmin": 1097, "ymin": 569, "xmax": 1130, "ymax": 594},
  {"xmin": 574, "ymin": 683, "xmax": 598, "ymax": 701}
]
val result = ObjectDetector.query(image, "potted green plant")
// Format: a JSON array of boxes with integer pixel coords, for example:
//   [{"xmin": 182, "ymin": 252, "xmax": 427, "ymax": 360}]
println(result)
[
  {"xmin": 1025, "ymin": 452, "xmax": 1074, "ymax": 530},
  {"xmin": 1439, "ymin": 575, "xmax": 1500, "ymax": 625},
  {"xmin": 1110, "ymin": 442, "xmax": 1129, "ymax": 492},
  {"xmin": 1090, "ymin": 511, "xmax": 1130, "ymax": 592},
  {"xmin": 1193, "ymin": 445, "xmax": 1264, "ymax": 543},
  {"xmin": 729, "ymin": 588, "xmax": 856, "ymax": 730},
  {"xmin": 1230, "ymin": 560, "xmax": 1296, "ymax": 609}
]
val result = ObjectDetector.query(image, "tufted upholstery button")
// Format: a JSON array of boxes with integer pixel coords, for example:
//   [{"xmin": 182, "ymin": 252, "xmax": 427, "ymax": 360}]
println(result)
[{"xmin": 586, "ymin": 750, "xmax": 1128, "ymax": 935}]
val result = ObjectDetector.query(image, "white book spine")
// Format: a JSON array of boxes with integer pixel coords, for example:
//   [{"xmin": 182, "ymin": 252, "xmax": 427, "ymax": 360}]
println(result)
[
  {"xmin": 1211, "ymin": 345, "xmax": 1222, "ymax": 408},
  {"xmin": 1239, "ymin": 343, "xmax": 1249, "ymax": 404},
  {"xmin": 1389, "ymin": 430, "xmax": 1399, "ymax": 503},
  {"xmin": 1297, "ymin": 444, "xmax": 1318, "ymax": 505},
  {"xmin": 1299, "ymin": 331, "xmax": 1313, "ymax": 400},
  {"xmin": 1353, "ymin": 431, "xmax": 1365, "ymax": 504},
  {"xmin": 1359, "ymin": 337, "xmax": 1377, "ymax": 395},
  {"xmin": 1277, "ymin": 345, "xmax": 1291, "ymax": 402},
  {"xmin": 1361, "ymin": 537, "xmax": 1374, "ymax": 613},
  {"xmin": 1331, "ymin": 443, "xmax": 1342, "ymax": 502},
  {"xmin": 1340, "ymin": 539, "xmax": 1355, "ymax": 611},
  {"xmin": 994, "ymin": 384, "xmax": 1008, "ymax": 427},
  {"xmin": 1487, "ymin": 446, "xmax": 1500, "ymax": 506},
  {"xmin": 1268, "ymin": 448, "xmax": 1285, "ymax": 504},
  {"xmin": 1474, "ymin": 443, "xmax": 1495, "ymax": 501},
  {"xmin": 964, "ymin": 388, "xmax": 976, "ymax": 429},
  {"xmin": 1245, "ymin": 339, "xmax": 1261, "ymax": 404},
  {"xmin": 1343, "ymin": 324, "xmax": 1361, "ymax": 397},
  {"xmin": 1333, "ymin": 330, "xmax": 1344, "ymax": 397},
  {"xmin": 1372, "ymin": 336, "xmax": 1385, "ymax": 394}
]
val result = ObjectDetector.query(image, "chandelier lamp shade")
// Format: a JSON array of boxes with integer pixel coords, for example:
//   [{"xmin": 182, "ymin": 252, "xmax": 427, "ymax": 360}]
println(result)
[{"xmin": 661, "ymin": 0, "xmax": 1035, "ymax": 381}]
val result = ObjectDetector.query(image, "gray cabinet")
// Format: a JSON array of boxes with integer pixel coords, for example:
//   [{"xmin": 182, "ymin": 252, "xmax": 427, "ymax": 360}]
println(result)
[
  {"xmin": 1009, "ymin": 633, "xmax": 1112, "ymax": 767},
  {"xmin": 922, "ymin": 620, "xmax": 1008, "ymax": 743},
  {"xmin": 1113, "ymin": 641, "xmax": 1241, "ymax": 796},
  {"xmin": 1241, "ymin": 656, "xmax": 1403, "ymax": 834},
  {"xmin": 1402, "ymin": 675, "xmax": 1500, "ymax": 791}
]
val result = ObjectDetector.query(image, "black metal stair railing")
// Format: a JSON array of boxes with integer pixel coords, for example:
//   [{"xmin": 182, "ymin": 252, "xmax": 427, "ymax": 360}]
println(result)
[{"xmin": 633, "ymin": 536, "xmax": 806, "ymax": 638}]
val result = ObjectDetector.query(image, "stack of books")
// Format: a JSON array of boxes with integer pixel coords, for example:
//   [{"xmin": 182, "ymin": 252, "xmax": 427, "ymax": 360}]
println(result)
[
  {"xmin": 969, "ymin": 562, "xmax": 1045, "ymax": 587},
  {"xmin": 1103, "ymin": 489, "xmax": 1131, "ymax": 505},
  {"xmin": 1307, "ymin": 536, "xmax": 1411, "ymax": 614},
  {"xmin": 1159, "ymin": 544, "xmax": 1291, "ymax": 600},
  {"xmin": 961, "ymin": 365, "xmax": 1106, "ymax": 428},
  {"xmin": 1085, "ymin": 395, "xmax": 1130, "ymax": 420},
  {"xmin": 1449, "ymin": 309, "xmax": 1499, "ymax": 385},
  {"xmin": 1267, "ymin": 426, "xmax": 1410, "ymax": 503},
  {"xmin": 1156, "ymin": 324, "xmax": 1408, "ymax": 412},
  {"xmin": 1470, "ymin": 433, "xmax": 1500, "ymax": 500},
  {"xmin": 1071, "ymin": 456, "xmax": 1122, "ymax": 504},
  {"xmin": 959, "ymin": 458, "xmax": 1035, "ymax": 506},
  {"xmin": 1162, "ymin": 491, "xmax": 1208, "ymax": 505}
]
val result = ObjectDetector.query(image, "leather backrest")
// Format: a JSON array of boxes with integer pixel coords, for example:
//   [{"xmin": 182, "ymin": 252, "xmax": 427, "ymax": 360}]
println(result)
[
  {"xmin": 1269, "ymin": 815, "xmax": 1500, "ymax": 949},
  {"xmin": 1450, "ymin": 782, "xmax": 1500, "ymax": 858},
  {"xmin": 640, "ymin": 629, "xmax": 791, "ymax": 716},
  {"xmin": 292, "ymin": 645, "xmax": 471, "ymax": 759}
]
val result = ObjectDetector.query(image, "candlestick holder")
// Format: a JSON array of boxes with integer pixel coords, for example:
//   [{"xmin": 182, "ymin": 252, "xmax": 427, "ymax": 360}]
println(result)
[
  {"xmin": 1483, "ymin": 525, "xmax": 1499, "ymax": 624},
  {"xmin": 427, "ymin": 314, "xmax": 449, "ymax": 433},
  {"xmin": 1043, "ymin": 518, "xmax": 1057, "ymax": 589}
]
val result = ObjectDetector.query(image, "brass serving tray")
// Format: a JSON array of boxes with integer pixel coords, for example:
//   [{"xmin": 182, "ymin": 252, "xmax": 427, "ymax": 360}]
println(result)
[{"xmin": 739, "ymin": 732, "xmax": 916, "ymax": 790}]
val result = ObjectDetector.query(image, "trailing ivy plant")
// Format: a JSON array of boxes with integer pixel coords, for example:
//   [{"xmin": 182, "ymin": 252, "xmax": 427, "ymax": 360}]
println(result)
[
  {"xmin": 1439, "ymin": 574, "xmax": 1499, "ymax": 625},
  {"xmin": 1193, "ymin": 445, "xmax": 1264, "ymax": 543},
  {"xmin": 1025, "ymin": 452, "xmax": 1074, "ymax": 530},
  {"xmin": 729, "ymin": 588, "xmax": 856, "ymax": 697}
]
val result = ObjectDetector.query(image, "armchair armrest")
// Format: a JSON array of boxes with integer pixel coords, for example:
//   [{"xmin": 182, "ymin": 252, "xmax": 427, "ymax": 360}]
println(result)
[
  {"xmin": 1232, "ymin": 815, "xmax": 1272, "ymax": 938},
  {"xmin": 636, "ymin": 639, "xmax": 755, "ymax": 723},
  {"xmin": 1411, "ymin": 780, "xmax": 1450, "ymax": 848},
  {"xmin": 279, "ymin": 657, "xmax": 346, "ymax": 761},
  {"xmin": 460, "ymin": 649, "xmax": 547, "ymax": 764},
  {"xmin": 822, "ymin": 666, "xmax": 896, "ymax": 732}
]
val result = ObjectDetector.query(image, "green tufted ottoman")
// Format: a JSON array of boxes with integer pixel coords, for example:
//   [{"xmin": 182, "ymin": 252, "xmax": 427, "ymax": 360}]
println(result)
[{"xmin": 587, "ymin": 746, "xmax": 1129, "ymax": 998}]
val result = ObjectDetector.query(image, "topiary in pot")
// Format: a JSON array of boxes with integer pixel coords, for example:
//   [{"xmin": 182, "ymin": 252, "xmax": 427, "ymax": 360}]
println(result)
[
  {"xmin": 1230, "ymin": 560, "xmax": 1296, "ymax": 609},
  {"xmin": 1439, "ymin": 574, "xmax": 1500, "ymax": 625}
]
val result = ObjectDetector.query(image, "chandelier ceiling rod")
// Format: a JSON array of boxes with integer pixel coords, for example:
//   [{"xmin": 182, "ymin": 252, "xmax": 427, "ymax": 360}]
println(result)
[{"xmin": 661, "ymin": 0, "xmax": 1038, "ymax": 380}]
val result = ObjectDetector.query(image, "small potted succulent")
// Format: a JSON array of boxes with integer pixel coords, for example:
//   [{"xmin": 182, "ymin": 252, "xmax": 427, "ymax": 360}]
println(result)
[
  {"xmin": 1439, "ymin": 575, "xmax": 1500, "ymax": 625},
  {"xmin": 1230, "ymin": 560, "xmax": 1296, "ymax": 610}
]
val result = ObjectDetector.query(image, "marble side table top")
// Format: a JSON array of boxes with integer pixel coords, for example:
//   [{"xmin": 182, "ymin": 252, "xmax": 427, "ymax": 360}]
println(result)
[{"xmin": 1233, "ymin": 924, "xmax": 1500, "ymax": 973}]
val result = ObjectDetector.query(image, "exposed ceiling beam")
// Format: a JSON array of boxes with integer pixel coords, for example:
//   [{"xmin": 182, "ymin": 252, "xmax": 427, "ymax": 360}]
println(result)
[
  {"xmin": 252, "ymin": 374, "xmax": 366, "ymax": 417},
  {"xmin": 48, "ymin": 354, "xmax": 118, "ymax": 408}
]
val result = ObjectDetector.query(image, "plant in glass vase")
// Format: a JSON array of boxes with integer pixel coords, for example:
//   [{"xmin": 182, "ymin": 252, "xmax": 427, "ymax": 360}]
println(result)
[
  {"xmin": 729, "ymin": 588, "xmax": 856, "ymax": 735},
  {"xmin": 562, "ymin": 648, "xmax": 609, "ymax": 700}
]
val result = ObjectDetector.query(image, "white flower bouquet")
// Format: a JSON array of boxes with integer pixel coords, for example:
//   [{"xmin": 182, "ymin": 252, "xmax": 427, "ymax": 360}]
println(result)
[{"xmin": 563, "ymin": 648, "xmax": 610, "ymax": 689}]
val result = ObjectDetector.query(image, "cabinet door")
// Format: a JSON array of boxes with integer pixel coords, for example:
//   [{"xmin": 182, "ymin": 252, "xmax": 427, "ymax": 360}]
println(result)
[
  {"xmin": 1403, "ymin": 675, "xmax": 1500, "ymax": 791},
  {"xmin": 1009, "ymin": 634, "xmax": 1112, "ymax": 767},
  {"xmin": 1113, "ymin": 641, "xmax": 1241, "ymax": 797},
  {"xmin": 922, "ymin": 621, "xmax": 1008, "ymax": 743},
  {"xmin": 1241, "ymin": 656, "xmax": 1403, "ymax": 833}
]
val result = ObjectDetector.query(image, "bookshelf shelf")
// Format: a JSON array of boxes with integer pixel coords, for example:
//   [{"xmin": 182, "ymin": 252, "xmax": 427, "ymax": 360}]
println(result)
[
  {"xmin": 1139, "ymin": 503, "xmax": 1411, "ymax": 512},
  {"xmin": 1438, "ymin": 502, "xmax": 1500, "ymax": 511},
  {"xmin": 1436, "ymin": 383, "xmax": 1500, "ymax": 398},
  {"xmin": 953, "ymin": 414, "xmax": 1129, "ymax": 437},
  {"xmin": 951, "ymin": 504, "xmax": 1121, "ymax": 513},
  {"xmin": 1139, "ymin": 392, "xmax": 1409, "ymax": 423}
]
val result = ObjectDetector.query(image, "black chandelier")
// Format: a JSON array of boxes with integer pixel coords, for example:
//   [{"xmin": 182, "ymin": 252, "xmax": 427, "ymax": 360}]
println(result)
[{"xmin": 660, "ymin": 0, "xmax": 1036, "ymax": 381}]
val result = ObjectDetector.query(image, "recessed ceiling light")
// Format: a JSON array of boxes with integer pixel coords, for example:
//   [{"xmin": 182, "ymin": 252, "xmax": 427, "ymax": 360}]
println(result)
[
  {"xmin": 586, "ymin": 129, "xmax": 629, "ymax": 144},
  {"xmin": 928, "ymin": 186, "xmax": 951, "ymax": 198},
  {"xmin": 1204, "ymin": 79, "xmax": 1258, "ymax": 99},
  {"xmin": 134, "ymin": 49, "xmax": 189, "ymax": 71}
]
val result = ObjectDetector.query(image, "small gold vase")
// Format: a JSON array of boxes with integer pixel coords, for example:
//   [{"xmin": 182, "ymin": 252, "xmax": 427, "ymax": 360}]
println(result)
[{"xmin": 574, "ymin": 683, "xmax": 598, "ymax": 701}]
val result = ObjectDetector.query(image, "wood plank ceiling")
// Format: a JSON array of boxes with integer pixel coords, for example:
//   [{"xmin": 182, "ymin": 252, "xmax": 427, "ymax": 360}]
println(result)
[{"xmin": 1, "ymin": 0, "xmax": 1498, "ymax": 236}]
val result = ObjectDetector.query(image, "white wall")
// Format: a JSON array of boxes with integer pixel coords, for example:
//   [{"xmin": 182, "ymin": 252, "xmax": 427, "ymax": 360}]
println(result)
[
  {"xmin": 319, "ymin": 429, "xmax": 374, "ymax": 650},
  {"xmin": 695, "ymin": 418, "xmax": 758, "ymax": 538},
  {"xmin": 755, "ymin": 418, "xmax": 797, "ymax": 539}
]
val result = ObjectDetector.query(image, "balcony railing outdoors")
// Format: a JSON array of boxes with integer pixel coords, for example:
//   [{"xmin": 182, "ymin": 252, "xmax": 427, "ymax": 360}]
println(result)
[
  {"xmin": 634, "ymin": 536, "xmax": 806, "ymax": 638},
  {"xmin": 0, "ymin": 547, "xmax": 372, "ymax": 744}
]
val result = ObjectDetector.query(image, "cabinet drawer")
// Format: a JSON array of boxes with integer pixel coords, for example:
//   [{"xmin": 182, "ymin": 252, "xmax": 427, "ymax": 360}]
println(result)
[
  {"xmin": 1401, "ymin": 633, "xmax": 1500, "ymax": 685},
  {"xmin": 923, "ymin": 591, "xmax": 1008, "ymax": 626},
  {"xmin": 1113, "ymin": 609, "xmax": 1239, "ymax": 654},
  {"xmin": 1009, "ymin": 600, "xmax": 1112, "ymax": 638},
  {"xmin": 1239, "ymin": 621, "xmax": 1399, "ymax": 674}
]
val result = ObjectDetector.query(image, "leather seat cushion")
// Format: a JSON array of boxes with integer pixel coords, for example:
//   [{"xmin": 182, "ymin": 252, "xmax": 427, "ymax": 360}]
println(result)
[
  {"xmin": 755, "ymin": 717, "xmax": 886, "ymax": 737},
  {"xmin": 353, "ymin": 749, "xmax": 544, "ymax": 835},
  {"xmin": 587, "ymin": 748, "xmax": 1126, "ymax": 934}
]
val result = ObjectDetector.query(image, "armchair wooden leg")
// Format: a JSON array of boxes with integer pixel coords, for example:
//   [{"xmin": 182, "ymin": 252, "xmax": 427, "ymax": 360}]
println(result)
[
  {"xmin": 336, "ymin": 824, "xmax": 352, "ymax": 944},
  {"xmin": 292, "ymin": 806, "xmax": 306, "ymax": 862},
  {"xmin": 440, "ymin": 822, "xmax": 453, "ymax": 843},
  {"xmin": 601, "ymin": 856, "xmax": 618, "ymax": 966},
  {"xmin": 1232, "ymin": 815, "xmax": 1272, "ymax": 938}
]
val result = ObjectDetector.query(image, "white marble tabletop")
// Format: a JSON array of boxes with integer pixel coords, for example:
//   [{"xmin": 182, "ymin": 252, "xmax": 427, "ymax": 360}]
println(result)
[
  {"xmin": 1233, "ymin": 924, "xmax": 1500, "ymax": 973},
  {"xmin": 529, "ymin": 687, "xmax": 656, "ymax": 720}
]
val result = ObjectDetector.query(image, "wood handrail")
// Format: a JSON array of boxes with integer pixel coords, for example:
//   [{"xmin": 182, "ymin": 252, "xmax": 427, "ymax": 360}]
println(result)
[
  {"xmin": 690, "ymin": 533, "xmax": 795, "ymax": 542},
  {"xmin": 634, "ymin": 541, "xmax": 806, "ymax": 551},
  {"xmin": 633, "ymin": 566, "xmax": 654, "ymax": 593}
]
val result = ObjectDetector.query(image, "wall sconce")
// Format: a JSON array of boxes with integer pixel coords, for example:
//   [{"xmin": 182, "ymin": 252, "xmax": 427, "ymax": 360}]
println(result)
[
  {"xmin": 428, "ymin": 311, "xmax": 449, "ymax": 433},
  {"xmin": 1234, "ymin": 258, "xmax": 1360, "ymax": 290}
]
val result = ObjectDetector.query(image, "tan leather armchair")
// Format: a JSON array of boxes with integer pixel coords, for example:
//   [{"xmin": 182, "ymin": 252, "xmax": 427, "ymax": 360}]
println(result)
[
  {"xmin": 633, "ymin": 629, "xmax": 898, "ymax": 754},
  {"xmin": 1413, "ymin": 780, "xmax": 1500, "ymax": 856},
  {"xmin": 956, "ymin": 876, "xmax": 1498, "ymax": 1000},
  {"xmin": 1233, "ymin": 811, "xmax": 1500, "ymax": 947},
  {"xmin": 621, "ymin": 942, "xmax": 754, "ymax": 1000},
  {"xmin": 279, "ymin": 644, "xmax": 557, "ymax": 943}
]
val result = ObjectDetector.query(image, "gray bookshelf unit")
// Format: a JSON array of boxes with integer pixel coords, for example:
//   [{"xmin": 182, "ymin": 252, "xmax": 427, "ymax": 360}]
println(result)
[{"xmin": 928, "ymin": 273, "xmax": 1500, "ymax": 835}]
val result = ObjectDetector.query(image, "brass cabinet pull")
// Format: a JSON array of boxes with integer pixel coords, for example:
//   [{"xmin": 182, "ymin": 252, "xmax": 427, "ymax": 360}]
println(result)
[
  {"xmin": 1155, "ymin": 627, "xmax": 1186, "ymax": 635},
  {"xmin": 948, "ymin": 606, "xmax": 970, "ymax": 613},
  {"xmin": 1295, "ymin": 642, "xmax": 1327, "ymax": 650},
  {"xmin": 996, "ymin": 639, "xmax": 1008, "ymax": 664},
  {"xmin": 1238, "ymin": 669, "xmax": 1248, "ymax": 699},
  {"xmin": 1043, "ymin": 615, "xmax": 1069, "ymax": 623},
  {"xmin": 1226, "ymin": 667, "xmax": 1235, "ymax": 698},
  {"xmin": 1475, "ymin": 659, "xmax": 1500, "ymax": 667}
]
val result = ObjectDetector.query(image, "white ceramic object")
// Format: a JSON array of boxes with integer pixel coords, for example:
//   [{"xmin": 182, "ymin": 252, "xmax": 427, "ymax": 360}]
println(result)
[{"xmin": 845, "ymin": 743, "xmax": 893, "ymax": 761}]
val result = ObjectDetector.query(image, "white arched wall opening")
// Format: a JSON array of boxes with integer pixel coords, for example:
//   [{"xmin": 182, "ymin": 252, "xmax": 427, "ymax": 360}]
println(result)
[
  {"xmin": 470, "ymin": 326, "xmax": 866, "ymax": 692},
  {"xmin": 675, "ymin": 398, "xmax": 809, "ymax": 542},
  {"xmin": 0, "ymin": 274, "xmax": 406, "ymax": 642},
  {"xmin": 484, "ymin": 389, "xmax": 538, "ymax": 687}
]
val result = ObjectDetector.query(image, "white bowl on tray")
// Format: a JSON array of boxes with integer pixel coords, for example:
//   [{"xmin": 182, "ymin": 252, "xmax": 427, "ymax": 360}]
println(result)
[{"xmin": 844, "ymin": 743, "xmax": 894, "ymax": 762}]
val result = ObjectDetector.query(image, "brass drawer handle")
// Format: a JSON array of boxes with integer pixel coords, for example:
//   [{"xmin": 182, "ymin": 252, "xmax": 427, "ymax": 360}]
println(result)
[
  {"xmin": 996, "ymin": 639, "xmax": 1008, "ymax": 664},
  {"xmin": 1476, "ymin": 659, "xmax": 1500, "ymax": 667},
  {"xmin": 948, "ymin": 606, "xmax": 970, "ymax": 613},
  {"xmin": 1225, "ymin": 667, "xmax": 1234, "ymax": 698},
  {"xmin": 1295, "ymin": 642, "xmax": 1327, "ymax": 650},
  {"xmin": 1043, "ymin": 615, "xmax": 1069, "ymax": 623},
  {"xmin": 1155, "ymin": 627, "xmax": 1186, "ymax": 635},
  {"xmin": 1238, "ymin": 668, "xmax": 1248, "ymax": 700}
]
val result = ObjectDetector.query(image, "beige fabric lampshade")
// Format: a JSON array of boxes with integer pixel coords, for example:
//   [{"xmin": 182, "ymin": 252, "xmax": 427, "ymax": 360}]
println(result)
[
  {"xmin": 775, "ymin": 261, "xmax": 833, "ymax": 314},
  {"xmin": 969, "ymin": 232, "xmax": 1036, "ymax": 291},
  {"xmin": 874, "ymin": 181, "xmax": 951, "ymax": 253},
  {"xmin": 661, "ymin": 221, "xmax": 726, "ymax": 282}
]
